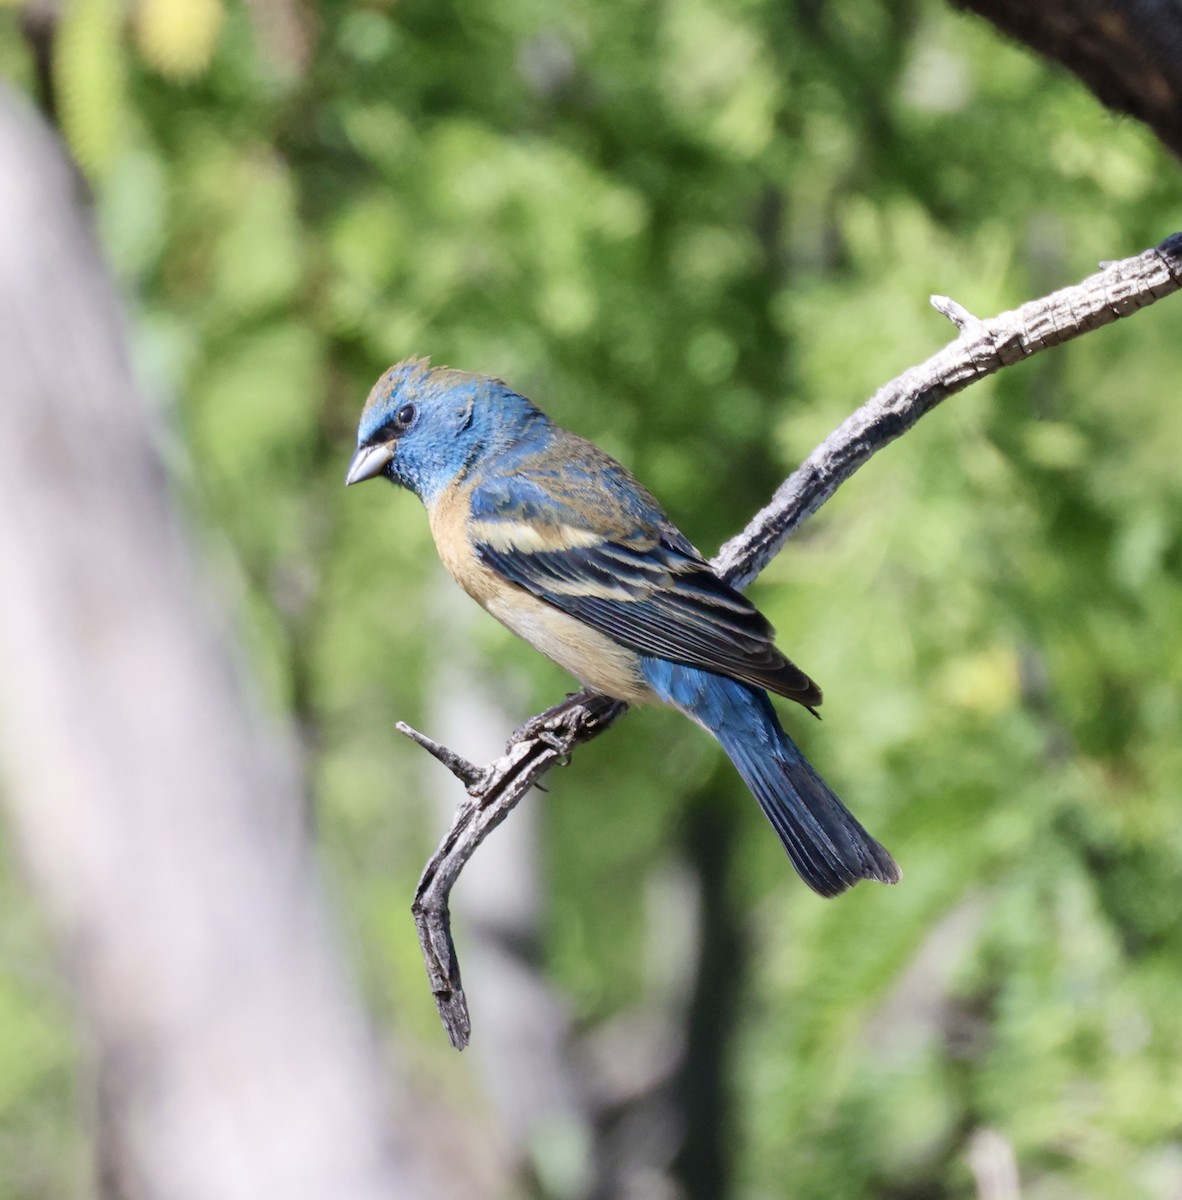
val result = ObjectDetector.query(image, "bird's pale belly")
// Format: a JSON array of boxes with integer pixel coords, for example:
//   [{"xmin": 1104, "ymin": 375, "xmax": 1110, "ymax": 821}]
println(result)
[
  {"xmin": 427, "ymin": 487, "xmax": 654, "ymax": 705},
  {"xmin": 482, "ymin": 586, "xmax": 654, "ymax": 704}
]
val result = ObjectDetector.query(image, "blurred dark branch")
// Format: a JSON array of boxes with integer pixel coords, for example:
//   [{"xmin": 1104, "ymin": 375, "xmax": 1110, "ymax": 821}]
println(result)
[
  {"xmin": 406, "ymin": 232, "xmax": 1182, "ymax": 1049},
  {"xmin": 19, "ymin": 0, "xmax": 61, "ymax": 126},
  {"xmin": 951, "ymin": 0, "xmax": 1182, "ymax": 161},
  {"xmin": 0, "ymin": 86, "xmax": 437, "ymax": 1200}
]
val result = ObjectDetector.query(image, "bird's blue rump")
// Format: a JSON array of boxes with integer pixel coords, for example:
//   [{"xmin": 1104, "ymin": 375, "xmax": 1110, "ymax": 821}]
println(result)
[{"xmin": 642, "ymin": 658, "xmax": 900, "ymax": 897}]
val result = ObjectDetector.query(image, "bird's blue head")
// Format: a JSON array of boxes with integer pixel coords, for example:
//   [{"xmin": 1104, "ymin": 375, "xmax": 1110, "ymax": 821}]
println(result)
[{"xmin": 345, "ymin": 357, "xmax": 544, "ymax": 504}]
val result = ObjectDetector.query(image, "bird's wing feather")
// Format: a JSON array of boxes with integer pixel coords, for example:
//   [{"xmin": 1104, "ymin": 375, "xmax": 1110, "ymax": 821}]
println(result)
[{"xmin": 467, "ymin": 450, "xmax": 822, "ymax": 708}]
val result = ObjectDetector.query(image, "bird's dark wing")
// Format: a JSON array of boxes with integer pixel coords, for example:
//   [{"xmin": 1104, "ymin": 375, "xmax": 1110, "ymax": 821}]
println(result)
[{"xmin": 467, "ymin": 449, "xmax": 822, "ymax": 709}]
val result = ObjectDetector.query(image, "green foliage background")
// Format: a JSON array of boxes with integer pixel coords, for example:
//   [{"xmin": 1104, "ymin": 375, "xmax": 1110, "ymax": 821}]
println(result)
[{"xmin": 2, "ymin": 0, "xmax": 1182, "ymax": 1196}]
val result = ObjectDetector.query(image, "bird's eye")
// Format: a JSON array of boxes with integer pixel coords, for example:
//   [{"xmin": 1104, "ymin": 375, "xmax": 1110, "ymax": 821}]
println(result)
[{"xmin": 395, "ymin": 403, "xmax": 417, "ymax": 430}]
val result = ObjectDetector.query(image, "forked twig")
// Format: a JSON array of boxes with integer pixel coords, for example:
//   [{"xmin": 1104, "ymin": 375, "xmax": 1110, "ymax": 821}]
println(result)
[{"xmin": 405, "ymin": 234, "xmax": 1182, "ymax": 1049}]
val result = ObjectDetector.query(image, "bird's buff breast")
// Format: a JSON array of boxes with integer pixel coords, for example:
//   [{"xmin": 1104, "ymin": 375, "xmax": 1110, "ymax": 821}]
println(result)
[{"xmin": 427, "ymin": 487, "xmax": 655, "ymax": 705}]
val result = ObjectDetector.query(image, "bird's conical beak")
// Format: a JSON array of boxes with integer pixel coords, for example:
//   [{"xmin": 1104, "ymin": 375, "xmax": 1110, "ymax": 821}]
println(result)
[{"xmin": 345, "ymin": 443, "xmax": 395, "ymax": 486}]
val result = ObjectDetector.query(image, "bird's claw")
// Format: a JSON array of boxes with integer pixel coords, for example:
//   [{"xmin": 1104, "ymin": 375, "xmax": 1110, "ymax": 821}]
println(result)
[
  {"xmin": 507, "ymin": 711, "xmax": 560, "ymax": 748},
  {"xmin": 507, "ymin": 691, "xmax": 594, "ymax": 748}
]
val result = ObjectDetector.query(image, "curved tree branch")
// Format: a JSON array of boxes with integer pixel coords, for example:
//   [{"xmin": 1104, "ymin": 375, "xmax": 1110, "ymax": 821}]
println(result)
[
  {"xmin": 408, "ymin": 233, "xmax": 1182, "ymax": 1049},
  {"xmin": 951, "ymin": 0, "xmax": 1182, "ymax": 161}
]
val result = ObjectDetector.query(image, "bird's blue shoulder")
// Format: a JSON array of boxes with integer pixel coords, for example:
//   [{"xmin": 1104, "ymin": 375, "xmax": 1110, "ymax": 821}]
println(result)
[{"xmin": 469, "ymin": 427, "xmax": 686, "ymax": 549}]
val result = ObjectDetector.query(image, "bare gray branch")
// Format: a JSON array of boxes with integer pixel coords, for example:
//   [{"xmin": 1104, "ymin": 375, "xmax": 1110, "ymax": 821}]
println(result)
[{"xmin": 408, "ymin": 232, "xmax": 1182, "ymax": 1048}]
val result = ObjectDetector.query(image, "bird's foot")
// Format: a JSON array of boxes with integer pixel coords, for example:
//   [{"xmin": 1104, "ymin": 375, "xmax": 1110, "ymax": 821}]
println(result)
[{"xmin": 507, "ymin": 690, "xmax": 615, "ymax": 750}]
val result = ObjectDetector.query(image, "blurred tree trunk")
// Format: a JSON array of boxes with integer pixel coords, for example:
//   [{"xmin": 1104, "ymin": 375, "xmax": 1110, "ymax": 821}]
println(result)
[
  {"xmin": 671, "ymin": 796, "xmax": 745, "ymax": 1200},
  {"xmin": 952, "ymin": 0, "xmax": 1182, "ymax": 159},
  {"xmin": 0, "ymin": 85, "xmax": 439, "ymax": 1200}
]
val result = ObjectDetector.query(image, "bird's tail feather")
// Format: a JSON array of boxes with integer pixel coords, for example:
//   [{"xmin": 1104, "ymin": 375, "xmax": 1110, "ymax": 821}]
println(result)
[
  {"xmin": 654, "ymin": 663, "xmax": 899, "ymax": 897},
  {"xmin": 717, "ymin": 706, "xmax": 900, "ymax": 896}
]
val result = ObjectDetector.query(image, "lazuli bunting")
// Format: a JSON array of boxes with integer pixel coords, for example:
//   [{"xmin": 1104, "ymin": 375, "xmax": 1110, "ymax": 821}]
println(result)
[{"xmin": 347, "ymin": 358, "xmax": 899, "ymax": 896}]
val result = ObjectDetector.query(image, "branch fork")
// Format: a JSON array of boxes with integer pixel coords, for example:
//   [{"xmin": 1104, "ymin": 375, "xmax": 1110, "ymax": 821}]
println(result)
[
  {"xmin": 403, "ymin": 234, "xmax": 1182, "ymax": 1049},
  {"xmin": 930, "ymin": 295, "xmax": 985, "ymax": 333}
]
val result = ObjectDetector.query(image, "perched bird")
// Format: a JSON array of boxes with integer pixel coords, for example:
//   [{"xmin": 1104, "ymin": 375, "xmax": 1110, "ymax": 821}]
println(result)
[{"xmin": 347, "ymin": 358, "xmax": 899, "ymax": 896}]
